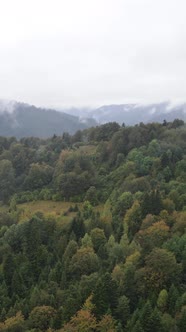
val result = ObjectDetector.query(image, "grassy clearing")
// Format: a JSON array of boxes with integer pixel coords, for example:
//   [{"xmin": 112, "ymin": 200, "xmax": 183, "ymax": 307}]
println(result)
[
  {"xmin": 0, "ymin": 200, "xmax": 106, "ymax": 226},
  {"xmin": 18, "ymin": 200, "xmax": 81, "ymax": 223},
  {"xmin": 18, "ymin": 200, "xmax": 105, "ymax": 223},
  {"xmin": 77, "ymin": 145, "xmax": 97, "ymax": 155}
]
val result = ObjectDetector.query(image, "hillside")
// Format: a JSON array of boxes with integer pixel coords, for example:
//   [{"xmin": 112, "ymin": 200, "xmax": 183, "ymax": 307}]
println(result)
[
  {"xmin": 0, "ymin": 120, "xmax": 186, "ymax": 331},
  {"xmin": 0, "ymin": 101, "xmax": 96, "ymax": 138},
  {"xmin": 66, "ymin": 101, "xmax": 186, "ymax": 125}
]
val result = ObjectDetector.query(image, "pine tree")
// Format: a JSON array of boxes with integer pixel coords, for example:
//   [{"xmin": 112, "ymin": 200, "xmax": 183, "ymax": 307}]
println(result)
[
  {"xmin": 3, "ymin": 253, "xmax": 15, "ymax": 296},
  {"xmin": 115, "ymin": 295, "xmax": 130, "ymax": 327},
  {"xmin": 71, "ymin": 216, "xmax": 85, "ymax": 240},
  {"xmin": 140, "ymin": 301, "xmax": 153, "ymax": 332},
  {"xmin": 11, "ymin": 271, "xmax": 25, "ymax": 298},
  {"xmin": 152, "ymin": 190, "xmax": 162, "ymax": 215},
  {"xmin": 168, "ymin": 284, "xmax": 179, "ymax": 316},
  {"xmin": 178, "ymin": 308, "xmax": 186, "ymax": 332},
  {"xmin": 131, "ymin": 320, "xmax": 144, "ymax": 332},
  {"xmin": 92, "ymin": 273, "xmax": 118, "ymax": 318},
  {"xmin": 150, "ymin": 307, "xmax": 163, "ymax": 332},
  {"xmin": 141, "ymin": 192, "xmax": 151, "ymax": 218}
]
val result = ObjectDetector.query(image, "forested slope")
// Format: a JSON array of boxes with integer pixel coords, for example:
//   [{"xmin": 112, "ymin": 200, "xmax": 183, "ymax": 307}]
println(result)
[
  {"xmin": 0, "ymin": 101, "xmax": 96, "ymax": 138},
  {"xmin": 0, "ymin": 119, "xmax": 186, "ymax": 331}
]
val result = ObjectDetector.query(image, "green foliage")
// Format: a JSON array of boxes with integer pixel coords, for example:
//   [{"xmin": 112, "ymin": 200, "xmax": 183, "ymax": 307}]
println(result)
[
  {"xmin": 0, "ymin": 159, "xmax": 15, "ymax": 203},
  {"xmin": 157, "ymin": 289, "xmax": 168, "ymax": 312},
  {"xmin": 178, "ymin": 307, "xmax": 186, "ymax": 332},
  {"xmin": 3, "ymin": 253, "xmax": 15, "ymax": 296},
  {"xmin": 85, "ymin": 186, "xmax": 98, "ymax": 206},
  {"xmin": 113, "ymin": 192, "xmax": 133, "ymax": 218},
  {"xmin": 115, "ymin": 295, "xmax": 130, "ymax": 327},
  {"xmin": 69, "ymin": 247, "xmax": 99, "ymax": 278},
  {"xmin": 28, "ymin": 306, "xmax": 56, "ymax": 331},
  {"xmin": 124, "ymin": 200, "xmax": 142, "ymax": 239},
  {"xmin": 0, "ymin": 120, "xmax": 185, "ymax": 331},
  {"xmin": 92, "ymin": 273, "xmax": 118, "ymax": 318},
  {"xmin": 24, "ymin": 163, "xmax": 53, "ymax": 190},
  {"xmin": 144, "ymin": 248, "xmax": 181, "ymax": 291},
  {"xmin": 141, "ymin": 190, "xmax": 162, "ymax": 217},
  {"xmin": 90, "ymin": 228, "xmax": 106, "ymax": 252}
]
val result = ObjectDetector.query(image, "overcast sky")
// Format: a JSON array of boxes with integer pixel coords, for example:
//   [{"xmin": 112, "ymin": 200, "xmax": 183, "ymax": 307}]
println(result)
[{"xmin": 0, "ymin": 0, "xmax": 185, "ymax": 108}]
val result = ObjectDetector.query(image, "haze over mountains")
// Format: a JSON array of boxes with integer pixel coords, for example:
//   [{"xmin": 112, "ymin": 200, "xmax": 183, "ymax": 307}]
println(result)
[
  {"xmin": 0, "ymin": 100, "xmax": 185, "ymax": 138},
  {"xmin": 66, "ymin": 102, "xmax": 186, "ymax": 125},
  {"xmin": 0, "ymin": 101, "xmax": 96, "ymax": 138}
]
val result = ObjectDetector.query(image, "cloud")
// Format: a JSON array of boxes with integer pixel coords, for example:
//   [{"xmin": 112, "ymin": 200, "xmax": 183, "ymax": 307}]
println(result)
[{"xmin": 0, "ymin": 0, "xmax": 185, "ymax": 107}]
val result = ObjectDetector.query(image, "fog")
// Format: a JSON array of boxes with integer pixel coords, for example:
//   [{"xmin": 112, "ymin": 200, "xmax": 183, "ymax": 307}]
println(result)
[{"xmin": 0, "ymin": 0, "xmax": 185, "ymax": 108}]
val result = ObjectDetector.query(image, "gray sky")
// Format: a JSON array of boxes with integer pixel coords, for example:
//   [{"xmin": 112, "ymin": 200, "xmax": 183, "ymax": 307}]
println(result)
[{"xmin": 0, "ymin": 0, "xmax": 186, "ymax": 108}]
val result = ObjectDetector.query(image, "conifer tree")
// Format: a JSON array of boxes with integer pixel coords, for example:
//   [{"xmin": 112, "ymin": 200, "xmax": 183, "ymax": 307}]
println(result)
[{"xmin": 140, "ymin": 301, "xmax": 153, "ymax": 332}]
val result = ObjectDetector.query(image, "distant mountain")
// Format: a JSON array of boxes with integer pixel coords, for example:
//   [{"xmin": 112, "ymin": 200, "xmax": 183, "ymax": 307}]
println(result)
[
  {"xmin": 66, "ymin": 102, "xmax": 186, "ymax": 125},
  {"xmin": 0, "ymin": 101, "xmax": 96, "ymax": 138},
  {"xmin": 0, "ymin": 100, "xmax": 185, "ymax": 138}
]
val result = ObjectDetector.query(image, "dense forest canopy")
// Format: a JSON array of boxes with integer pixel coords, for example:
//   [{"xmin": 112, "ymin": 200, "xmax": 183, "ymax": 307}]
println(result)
[{"xmin": 0, "ymin": 119, "xmax": 186, "ymax": 331}]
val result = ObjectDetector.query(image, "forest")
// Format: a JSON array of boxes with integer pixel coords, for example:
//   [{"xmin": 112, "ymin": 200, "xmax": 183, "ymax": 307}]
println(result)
[{"xmin": 0, "ymin": 119, "xmax": 186, "ymax": 331}]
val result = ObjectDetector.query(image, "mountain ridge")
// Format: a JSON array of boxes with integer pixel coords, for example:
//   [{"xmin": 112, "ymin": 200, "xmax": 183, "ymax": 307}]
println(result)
[
  {"xmin": 0, "ymin": 100, "xmax": 185, "ymax": 138},
  {"xmin": 60, "ymin": 101, "xmax": 186, "ymax": 125},
  {"xmin": 0, "ymin": 101, "xmax": 96, "ymax": 138}
]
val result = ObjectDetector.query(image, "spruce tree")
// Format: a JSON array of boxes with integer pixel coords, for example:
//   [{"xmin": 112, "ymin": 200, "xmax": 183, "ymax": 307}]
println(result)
[
  {"xmin": 140, "ymin": 301, "xmax": 153, "ymax": 332},
  {"xmin": 150, "ymin": 307, "xmax": 163, "ymax": 332},
  {"xmin": 92, "ymin": 273, "xmax": 118, "ymax": 318},
  {"xmin": 131, "ymin": 320, "xmax": 144, "ymax": 332}
]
